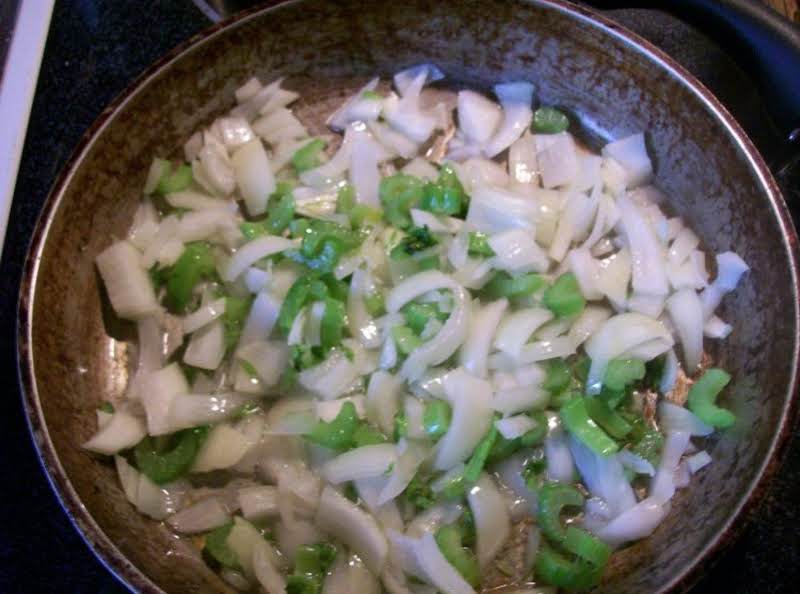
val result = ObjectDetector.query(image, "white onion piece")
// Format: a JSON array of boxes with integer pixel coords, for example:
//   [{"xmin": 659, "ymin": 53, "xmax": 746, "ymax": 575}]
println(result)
[
  {"xmin": 466, "ymin": 186, "xmax": 538, "ymax": 234},
  {"xmin": 495, "ymin": 415, "xmax": 537, "ymax": 440},
  {"xmin": 231, "ymin": 139, "xmax": 275, "ymax": 216},
  {"xmin": 651, "ymin": 431, "xmax": 690, "ymax": 504},
  {"xmin": 183, "ymin": 297, "xmax": 226, "ymax": 334},
  {"xmin": 83, "ymin": 410, "xmax": 147, "ymax": 455},
  {"xmin": 468, "ymin": 474, "xmax": 511, "ymax": 567},
  {"xmin": 536, "ymin": 132, "xmax": 578, "ymax": 189},
  {"xmin": 700, "ymin": 251, "xmax": 749, "ymax": 319},
  {"xmin": 403, "ymin": 157, "xmax": 440, "ymax": 181},
  {"xmin": 379, "ymin": 440, "xmax": 429, "ymax": 504},
  {"xmin": 402, "ymin": 286, "xmax": 470, "ymax": 380},
  {"xmin": 366, "ymin": 371, "xmax": 403, "ymax": 436},
  {"xmin": 434, "ymin": 368, "xmax": 493, "ymax": 470},
  {"xmin": 489, "ymin": 229, "xmax": 549, "ymax": 274},
  {"xmin": 460, "ymin": 298, "xmax": 508, "ymax": 378},
  {"xmin": 239, "ymin": 291, "xmax": 281, "ymax": 345},
  {"xmin": 548, "ymin": 191, "xmax": 593, "ymax": 262},
  {"xmin": 595, "ymin": 497, "xmax": 667, "ymax": 547},
  {"xmin": 328, "ymin": 77, "xmax": 380, "ymax": 131},
  {"xmin": 666, "ymin": 288, "xmax": 704, "ymax": 371},
  {"xmin": 413, "ymin": 532, "xmax": 476, "ymax": 594},
  {"xmin": 167, "ymin": 497, "xmax": 230, "ymax": 534},
  {"xmin": 515, "ymin": 336, "xmax": 576, "ymax": 365},
  {"xmin": 165, "ymin": 190, "xmax": 230, "ymax": 212},
  {"xmin": 253, "ymin": 539, "xmax": 287, "ymax": 594},
  {"xmin": 601, "ymin": 133, "xmax": 652, "ymax": 188},
  {"xmin": 183, "ymin": 318, "xmax": 225, "ymax": 370},
  {"xmin": 168, "ymin": 392, "xmax": 253, "ymax": 433},
  {"xmin": 584, "ymin": 313, "xmax": 673, "ymax": 394},
  {"xmin": 493, "ymin": 384, "xmax": 550, "ymax": 415},
  {"xmin": 96, "ymin": 241, "xmax": 160, "ymax": 320},
  {"xmin": 224, "ymin": 236, "xmax": 299, "ymax": 282},
  {"xmin": 322, "ymin": 444, "xmax": 398, "ymax": 484},
  {"xmin": 238, "ymin": 486, "xmax": 279, "ymax": 522},
  {"xmin": 569, "ymin": 436, "xmax": 637, "ymax": 518},
  {"xmin": 140, "ymin": 363, "xmax": 189, "ymax": 435},
  {"xmin": 298, "ymin": 347, "xmax": 362, "ymax": 400},
  {"xmin": 658, "ymin": 401, "xmax": 713, "ymax": 436},
  {"xmin": 704, "ymin": 315, "xmax": 733, "ymax": 339},
  {"xmin": 616, "ymin": 193, "xmax": 669, "ymax": 298},
  {"xmin": 484, "ymin": 82, "xmax": 534, "ymax": 158},
  {"xmin": 494, "ymin": 308, "xmax": 554, "ymax": 360},
  {"xmin": 617, "ymin": 450, "xmax": 656, "ymax": 477},
  {"xmin": 544, "ymin": 421, "xmax": 575, "ymax": 483},
  {"xmin": 383, "ymin": 69, "xmax": 438, "ymax": 143},
  {"xmin": 687, "ymin": 450, "xmax": 712, "ymax": 474},
  {"xmin": 457, "ymin": 90, "xmax": 502, "ymax": 144},
  {"xmin": 568, "ymin": 306, "xmax": 612, "ymax": 346},
  {"xmin": 315, "ymin": 486, "xmax": 388, "ymax": 574},
  {"xmin": 192, "ymin": 423, "xmax": 251, "ymax": 473},
  {"xmin": 368, "ymin": 120, "xmax": 420, "ymax": 159},
  {"xmin": 350, "ymin": 131, "xmax": 383, "ymax": 207}
]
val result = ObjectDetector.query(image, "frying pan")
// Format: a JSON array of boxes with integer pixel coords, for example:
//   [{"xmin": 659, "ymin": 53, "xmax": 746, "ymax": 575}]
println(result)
[{"xmin": 16, "ymin": 0, "xmax": 800, "ymax": 592}]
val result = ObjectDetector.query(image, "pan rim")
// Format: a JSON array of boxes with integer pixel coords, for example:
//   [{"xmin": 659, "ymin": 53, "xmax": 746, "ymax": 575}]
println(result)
[{"xmin": 16, "ymin": 1, "xmax": 800, "ymax": 592}]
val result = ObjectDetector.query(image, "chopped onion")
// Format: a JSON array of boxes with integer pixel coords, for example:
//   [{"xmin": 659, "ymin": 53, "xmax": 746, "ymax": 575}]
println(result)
[
  {"xmin": 315, "ymin": 486, "xmax": 388, "ymax": 574},
  {"xmin": 83, "ymin": 409, "xmax": 147, "ymax": 455},
  {"xmin": 569, "ymin": 436, "xmax": 636, "ymax": 518},
  {"xmin": 489, "ymin": 229, "xmax": 549, "ymax": 274},
  {"xmin": 595, "ymin": 497, "xmax": 667, "ymax": 547},
  {"xmin": 494, "ymin": 308, "xmax": 554, "ymax": 360},
  {"xmin": 322, "ymin": 444, "xmax": 398, "ymax": 484},
  {"xmin": 665, "ymin": 288, "xmax": 704, "ymax": 371},
  {"xmin": 658, "ymin": 401, "xmax": 713, "ymax": 436},
  {"xmin": 224, "ymin": 236, "xmax": 300, "ymax": 282},
  {"xmin": 601, "ymin": 133, "xmax": 652, "ymax": 188},
  {"xmin": 467, "ymin": 474, "xmax": 511, "ymax": 567},
  {"xmin": 96, "ymin": 240, "xmax": 160, "ymax": 320},
  {"xmin": 167, "ymin": 497, "xmax": 230, "ymax": 534},
  {"xmin": 238, "ymin": 486, "xmax": 280, "ymax": 522},
  {"xmin": 434, "ymin": 368, "xmax": 493, "ymax": 470},
  {"xmin": 459, "ymin": 298, "xmax": 508, "ymax": 378},
  {"xmin": 183, "ymin": 318, "xmax": 226, "ymax": 370},
  {"xmin": 366, "ymin": 371, "xmax": 403, "ymax": 436},
  {"xmin": 484, "ymin": 82, "xmax": 534, "ymax": 158}
]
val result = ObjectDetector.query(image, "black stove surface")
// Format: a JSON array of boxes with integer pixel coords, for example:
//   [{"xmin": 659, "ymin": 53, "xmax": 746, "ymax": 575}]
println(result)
[{"xmin": 0, "ymin": 2, "xmax": 797, "ymax": 592}]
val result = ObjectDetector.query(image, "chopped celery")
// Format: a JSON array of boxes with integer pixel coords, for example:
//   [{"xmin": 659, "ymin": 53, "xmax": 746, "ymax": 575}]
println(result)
[
  {"xmin": 482, "ymin": 272, "xmax": 545, "ymax": 299},
  {"xmin": 157, "ymin": 163, "xmax": 193, "ymax": 194},
  {"xmin": 435, "ymin": 524, "xmax": 480, "ymax": 587},
  {"xmin": 133, "ymin": 427, "xmax": 208, "ymax": 484},
  {"xmin": 363, "ymin": 290, "xmax": 386, "ymax": 317},
  {"xmin": 204, "ymin": 522, "xmax": 239, "ymax": 569},
  {"xmin": 379, "ymin": 173, "xmax": 425, "ymax": 229},
  {"xmin": 604, "ymin": 358, "xmax": 646, "ymax": 391},
  {"xmin": 543, "ymin": 273, "xmax": 585, "ymax": 318},
  {"xmin": 532, "ymin": 107, "xmax": 570, "ymax": 134},
  {"xmin": 305, "ymin": 401, "xmax": 359, "ymax": 451},
  {"xmin": 422, "ymin": 399, "xmax": 452, "ymax": 439},
  {"xmin": 162, "ymin": 242, "xmax": 217, "ymax": 313},
  {"xmin": 560, "ymin": 397, "xmax": 619, "ymax": 456},
  {"xmin": 463, "ymin": 422, "xmax": 498, "ymax": 483},
  {"xmin": 467, "ymin": 232, "xmax": 495, "ymax": 257},
  {"xmin": 320, "ymin": 298, "xmax": 346, "ymax": 350},
  {"xmin": 222, "ymin": 295, "xmax": 253, "ymax": 350},
  {"xmin": 392, "ymin": 325, "xmax": 423, "ymax": 355},
  {"xmin": 291, "ymin": 138, "xmax": 327, "ymax": 173},
  {"xmin": 390, "ymin": 226, "xmax": 438, "ymax": 259},
  {"xmin": 688, "ymin": 368, "xmax": 735, "ymax": 428}
]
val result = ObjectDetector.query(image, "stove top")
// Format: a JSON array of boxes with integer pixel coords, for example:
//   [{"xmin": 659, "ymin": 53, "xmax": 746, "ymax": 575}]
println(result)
[{"xmin": 0, "ymin": 2, "xmax": 797, "ymax": 592}]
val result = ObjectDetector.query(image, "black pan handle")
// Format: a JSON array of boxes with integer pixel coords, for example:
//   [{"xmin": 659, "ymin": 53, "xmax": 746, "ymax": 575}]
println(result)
[{"xmin": 589, "ymin": 0, "xmax": 800, "ymax": 143}]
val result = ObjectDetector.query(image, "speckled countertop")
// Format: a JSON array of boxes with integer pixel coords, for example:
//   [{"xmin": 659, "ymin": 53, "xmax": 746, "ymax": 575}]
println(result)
[{"xmin": 0, "ymin": 1, "xmax": 797, "ymax": 592}]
